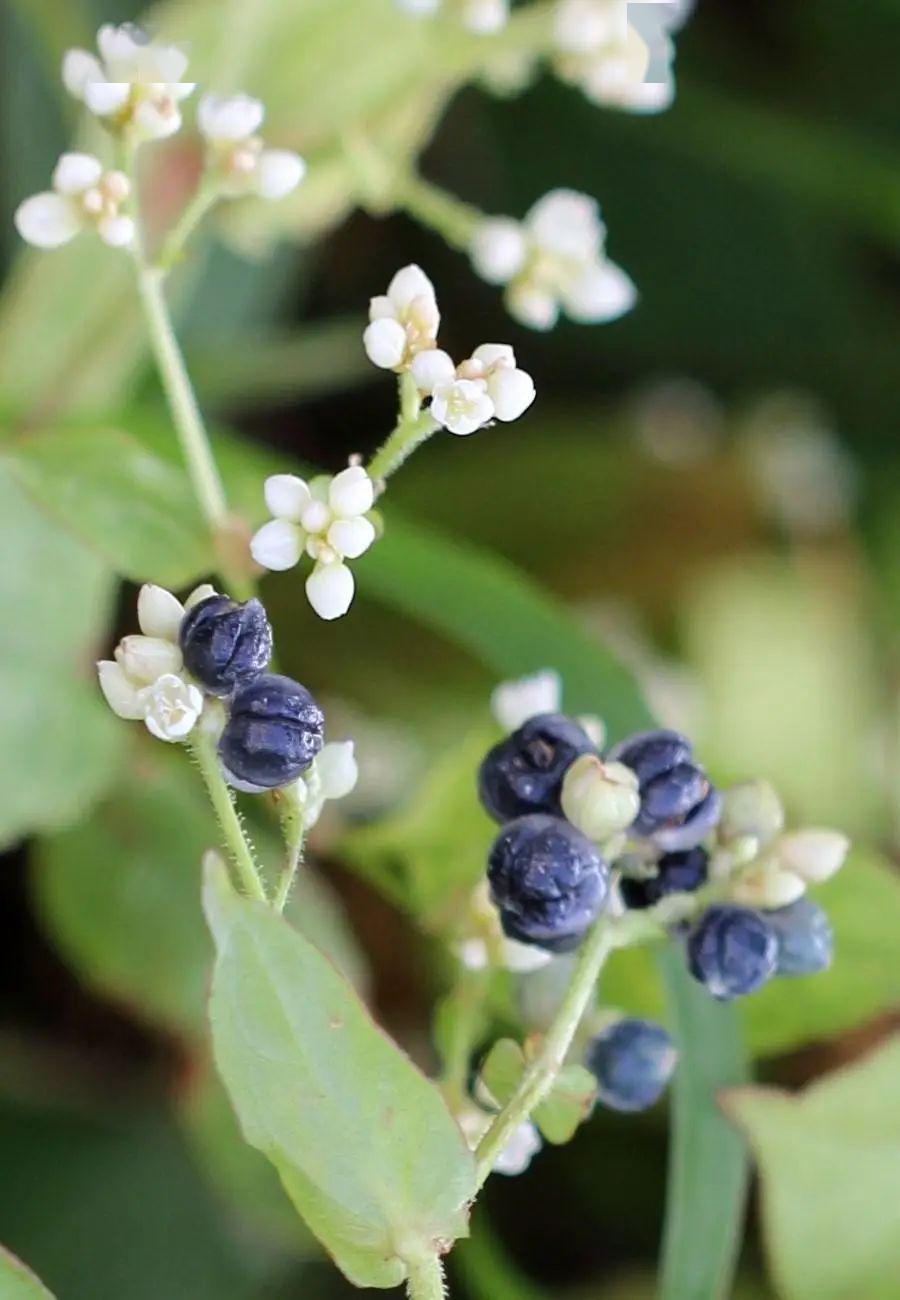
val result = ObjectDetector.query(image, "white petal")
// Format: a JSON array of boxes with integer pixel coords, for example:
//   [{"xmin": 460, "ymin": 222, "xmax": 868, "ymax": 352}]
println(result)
[
  {"xmin": 62, "ymin": 48, "xmax": 105, "ymax": 100},
  {"xmin": 137, "ymin": 584, "xmax": 185, "ymax": 640},
  {"xmin": 363, "ymin": 317, "xmax": 407, "ymax": 369},
  {"xmin": 526, "ymin": 187, "xmax": 604, "ymax": 261},
  {"xmin": 52, "ymin": 152, "xmax": 103, "ymax": 196},
  {"xmin": 133, "ymin": 96, "xmax": 182, "ymax": 139},
  {"xmin": 197, "ymin": 92, "xmax": 265, "ymax": 142},
  {"xmin": 554, "ymin": 0, "xmax": 624, "ymax": 53},
  {"xmin": 462, "ymin": 0, "xmax": 509, "ymax": 35},
  {"xmin": 83, "ymin": 79, "xmax": 131, "ymax": 116},
  {"xmin": 264, "ymin": 473, "xmax": 310, "ymax": 522},
  {"xmin": 501, "ymin": 938, "xmax": 553, "ymax": 972},
  {"xmin": 471, "ymin": 218, "xmax": 527, "ymax": 285},
  {"xmin": 328, "ymin": 515, "xmax": 376, "ymax": 559},
  {"xmin": 145, "ymin": 47, "xmax": 190, "ymax": 85},
  {"xmin": 431, "ymin": 379, "xmax": 494, "ymax": 436},
  {"xmin": 97, "ymin": 214, "xmax": 135, "ymax": 247},
  {"xmin": 315, "ymin": 741, "xmax": 358, "ymax": 800},
  {"xmin": 250, "ymin": 518, "xmax": 303, "ymax": 571},
  {"xmin": 774, "ymin": 829, "xmax": 850, "ymax": 884},
  {"xmin": 97, "ymin": 660, "xmax": 144, "ymax": 720},
  {"xmin": 494, "ymin": 1121, "xmax": 541, "ymax": 1176},
  {"xmin": 255, "ymin": 149, "xmax": 306, "ymax": 199},
  {"xmin": 487, "ymin": 366, "xmax": 536, "ymax": 421},
  {"xmin": 410, "ymin": 348, "xmax": 456, "ymax": 395},
  {"xmin": 141, "ymin": 674, "xmax": 203, "ymax": 742},
  {"xmin": 506, "ymin": 283, "xmax": 559, "ymax": 331},
  {"xmin": 491, "ymin": 670, "xmax": 562, "ymax": 730},
  {"xmin": 97, "ymin": 23, "xmax": 143, "ymax": 75},
  {"xmin": 116, "ymin": 634, "xmax": 183, "ymax": 685},
  {"xmin": 300, "ymin": 499, "xmax": 332, "ymax": 534},
  {"xmin": 368, "ymin": 294, "xmax": 397, "ymax": 322},
  {"xmin": 387, "ymin": 263, "xmax": 436, "ymax": 312},
  {"xmin": 184, "ymin": 583, "xmax": 217, "ymax": 610},
  {"xmin": 562, "ymin": 260, "xmax": 637, "ymax": 323},
  {"xmin": 329, "ymin": 465, "xmax": 374, "ymax": 518},
  {"xmin": 14, "ymin": 193, "xmax": 81, "ymax": 249},
  {"xmin": 470, "ymin": 342, "xmax": 516, "ymax": 372},
  {"xmin": 306, "ymin": 561, "xmax": 355, "ymax": 620}
]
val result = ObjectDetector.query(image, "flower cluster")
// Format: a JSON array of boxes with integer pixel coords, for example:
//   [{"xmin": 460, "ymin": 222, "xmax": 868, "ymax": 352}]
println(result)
[
  {"xmin": 250, "ymin": 467, "xmax": 377, "ymax": 621},
  {"xmin": 365, "ymin": 265, "xmax": 536, "ymax": 434},
  {"xmin": 395, "ymin": 0, "xmax": 510, "ymax": 36},
  {"xmin": 15, "ymin": 24, "xmax": 304, "ymax": 253},
  {"xmin": 97, "ymin": 584, "xmax": 357, "ymax": 807},
  {"xmin": 477, "ymin": 674, "xmax": 848, "ymax": 1002},
  {"xmin": 471, "ymin": 189, "xmax": 636, "ymax": 331},
  {"xmin": 552, "ymin": 0, "xmax": 684, "ymax": 114}
]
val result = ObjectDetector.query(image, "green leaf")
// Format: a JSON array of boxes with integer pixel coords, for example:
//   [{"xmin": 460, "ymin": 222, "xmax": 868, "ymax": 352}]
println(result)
[
  {"xmin": 0, "ymin": 463, "xmax": 121, "ymax": 849},
  {"xmin": 7, "ymin": 429, "xmax": 211, "ymax": 588},
  {"xmin": 725, "ymin": 1036, "xmax": 900, "ymax": 1300},
  {"xmin": 203, "ymin": 855, "xmax": 475, "ymax": 1289},
  {"xmin": 658, "ymin": 943, "xmax": 749, "ymax": 1300},
  {"xmin": 480, "ymin": 1039, "xmax": 525, "ymax": 1108},
  {"xmin": 0, "ymin": 1247, "xmax": 54, "ymax": 1300},
  {"xmin": 533, "ymin": 1065, "xmax": 597, "ymax": 1146}
]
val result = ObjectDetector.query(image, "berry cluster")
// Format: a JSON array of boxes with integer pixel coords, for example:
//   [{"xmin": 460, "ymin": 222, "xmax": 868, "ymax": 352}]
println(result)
[{"xmin": 478, "ymin": 678, "xmax": 848, "ymax": 1004}]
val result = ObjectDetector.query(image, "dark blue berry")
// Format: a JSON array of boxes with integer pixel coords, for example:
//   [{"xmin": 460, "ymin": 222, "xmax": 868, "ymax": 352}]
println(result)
[
  {"xmin": 687, "ymin": 905, "xmax": 777, "ymax": 1000},
  {"xmin": 608, "ymin": 728, "xmax": 721, "ymax": 851},
  {"xmin": 180, "ymin": 595, "xmax": 272, "ymax": 696},
  {"xmin": 766, "ymin": 898, "xmax": 834, "ymax": 977},
  {"xmin": 219, "ymin": 672, "xmax": 324, "ymax": 791},
  {"xmin": 488, "ymin": 813, "xmax": 608, "ymax": 952},
  {"xmin": 620, "ymin": 846, "xmax": 709, "ymax": 910},
  {"xmin": 586, "ymin": 1018, "xmax": 677, "ymax": 1112},
  {"xmin": 479, "ymin": 713, "xmax": 597, "ymax": 823}
]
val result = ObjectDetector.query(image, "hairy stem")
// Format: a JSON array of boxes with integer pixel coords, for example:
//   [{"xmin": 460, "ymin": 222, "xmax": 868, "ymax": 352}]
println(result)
[
  {"xmin": 473, "ymin": 917, "xmax": 616, "ymax": 1188},
  {"xmin": 405, "ymin": 1253, "xmax": 446, "ymax": 1300},
  {"xmin": 367, "ymin": 410, "xmax": 440, "ymax": 482},
  {"xmin": 191, "ymin": 732, "xmax": 268, "ymax": 904},
  {"xmin": 273, "ymin": 789, "xmax": 306, "ymax": 913}
]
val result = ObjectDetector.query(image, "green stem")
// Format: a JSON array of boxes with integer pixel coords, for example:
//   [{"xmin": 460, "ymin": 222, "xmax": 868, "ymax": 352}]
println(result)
[
  {"xmin": 367, "ymin": 410, "xmax": 440, "ymax": 482},
  {"xmin": 399, "ymin": 173, "xmax": 483, "ymax": 251},
  {"xmin": 156, "ymin": 179, "xmax": 220, "ymax": 274},
  {"xmin": 405, "ymin": 1253, "xmax": 446, "ymax": 1300},
  {"xmin": 191, "ymin": 732, "xmax": 268, "ymax": 904},
  {"xmin": 273, "ymin": 790, "xmax": 306, "ymax": 913},
  {"xmin": 473, "ymin": 917, "xmax": 616, "ymax": 1189}
]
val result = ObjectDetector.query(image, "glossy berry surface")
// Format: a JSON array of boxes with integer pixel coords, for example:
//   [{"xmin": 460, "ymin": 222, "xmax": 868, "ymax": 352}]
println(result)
[
  {"xmin": 179, "ymin": 595, "xmax": 272, "ymax": 696},
  {"xmin": 687, "ymin": 905, "xmax": 777, "ymax": 1000},
  {"xmin": 620, "ymin": 846, "xmax": 709, "ymax": 910},
  {"xmin": 488, "ymin": 813, "xmax": 608, "ymax": 951},
  {"xmin": 218, "ymin": 672, "xmax": 324, "ymax": 790},
  {"xmin": 479, "ymin": 713, "xmax": 597, "ymax": 823},
  {"xmin": 608, "ymin": 728, "xmax": 721, "ymax": 851},
  {"xmin": 766, "ymin": 898, "xmax": 834, "ymax": 977},
  {"xmin": 586, "ymin": 1018, "xmax": 677, "ymax": 1112}
]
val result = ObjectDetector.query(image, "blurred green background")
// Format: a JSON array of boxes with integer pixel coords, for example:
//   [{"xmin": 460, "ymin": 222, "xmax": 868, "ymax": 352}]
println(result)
[{"xmin": 2, "ymin": 0, "xmax": 900, "ymax": 1296}]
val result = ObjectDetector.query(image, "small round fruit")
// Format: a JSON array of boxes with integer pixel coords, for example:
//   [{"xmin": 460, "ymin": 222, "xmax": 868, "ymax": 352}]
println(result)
[
  {"xmin": 586, "ymin": 1018, "xmax": 677, "ymax": 1112},
  {"xmin": 766, "ymin": 897, "xmax": 834, "ymax": 977},
  {"xmin": 218, "ymin": 672, "xmax": 324, "ymax": 791},
  {"xmin": 179, "ymin": 594, "xmax": 272, "ymax": 696},
  {"xmin": 620, "ymin": 846, "xmax": 709, "ymax": 910},
  {"xmin": 479, "ymin": 713, "xmax": 597, "ymax": 823},
  {"xmin": 608, "ymin": 728, "xmax": 721, "ymax": 851},
  {"xmin": 686, "ymin": 905, "xmax": 777, "ymax": 1000}
]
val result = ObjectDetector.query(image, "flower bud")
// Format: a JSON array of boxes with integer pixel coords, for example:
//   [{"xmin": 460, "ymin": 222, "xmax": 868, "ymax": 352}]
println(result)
[
  {"xmin": 140, "ymin": 673, "xmax": 204, "ymax": 742},
  {"xmin": 771, "ymin": 829, "xmax": 850, "ymax": 884},
  {"xmin": 115, "ymin": 635, "xmax": 183, "ymax": 685},
  {"xmin": 561, "ymin": 755, "xmax": 640, "ymax": 841},
  {"xmin": 730, "ymin": 860, "xmax": 805, "ymax": 910},
  {"xmin": 719, "ymin": 779, "xmax": 784, "ymax": 844},
  {"xmin": 179, "ymin": 595, "xmax": 273, "ymax": 696}
]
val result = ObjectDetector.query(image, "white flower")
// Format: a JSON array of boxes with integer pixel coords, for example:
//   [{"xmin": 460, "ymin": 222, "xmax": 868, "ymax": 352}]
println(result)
[
  {"xmin": 431, "ymin": 378, "xmax": 495, "ymax": 437},
  {"xmin": 493, "ymin": 1120, "xmax": 542, "ymax": 1176},
  {"xmin": 771, "ymin": 829, "xmax": 850, "ymax": 885},
  {"xmin": 364, "ymin": 264, "xmax": 440, "ymax": 371},
  {"xmin": 428, "ymin": 343, "xmax": 536, "ymax": 435},
  {"xmin": 552, "ymin": 0, "xmax": 679, "ymax": 114},
  {"xmin": 97, "ymin": 582, "xmax": 211, "ymax": 742},
  {"xmin": 411, "ymin": 348, "xmax": 456, "ymax": 396},
  {"xmin": 62, "ymin": 24, "xmax": 195, "ymax": 140},
  {"xmin": 730, "ymin": 860, "xmax": 806, "ymax": 910},
  {"xmin": 197, "ymin": 92, "xmax": 306, "ymax": 201},
  {"xmin": 491, "ymin": 670, "xmax": 562, "ymax": 730},
  {"xmin": 251, "ymin": 468, "xmax": 376, "ymax": 621},
  {"xmin": 462, "ymin": 0, "xmax": 509, "ymax": 34},
  {"xmin": 294, "ymin": 740, "xmax": 359, "ymax": 828},
  {"xmin": 15, "ymin": 153, "xmax": 134, "ymax": 250},
  {"xmin": 470, "ymin": 188, "xmax": 636, "ymax": 330}
]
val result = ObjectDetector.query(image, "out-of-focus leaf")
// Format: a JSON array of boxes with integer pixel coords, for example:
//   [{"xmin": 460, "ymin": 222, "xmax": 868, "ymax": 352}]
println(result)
[
  {"xmin": 480, "ymin": 1038, "xmax": 525, "ymax": 1107},
  {"xmin": 7, "ymin": 429, "xmax": 210, "ymax": 588},
  {"xmin": 0, "ymin": 464, "xmax": 121, "ymax": 849},
  {"xmin": 0, "ymin": 1246, "xmax": 54, "ymax": 1300},
  {"xmin": 726, "ymin": 1036, "xmax": 900, "ymax": 1300},
  {"xmin": 533, "ymin": 1065, "xmax": 597, "ymax": 1146},
  {"xmin": 203, "ymin": 856, "xmax": 475, "ymax": 1289}
]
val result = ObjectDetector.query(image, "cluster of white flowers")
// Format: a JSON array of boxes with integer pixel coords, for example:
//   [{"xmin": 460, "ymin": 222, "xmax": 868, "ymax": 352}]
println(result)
[
  {"xmin": 365, "ymin": 265, "xmax": 536, "ymax": 435},
  {"xmin": 471, "ymin": 189, "xmax": 637, "ymax": 331},
  {"xmin": 63, "ymin": 22, "xmax": 195, "ymax": 140},
  {"xmin": 15, "ymin": 153, "xmax": 134, "ymax": 250},
  {"xmin": 250, "ymin": 466, "xmax": 377, "ymax": 621},
  {"xmin": 97, "ymin": 583, "xmax": 211, "ymax": 742},
  {"xmin": 395, "ymin": 0, "xmax": 510, "ymax": 36},
  {"xmin": 197, "ymin": 93, "xmax": 306, "ymax": 201},
  {"xmin": 552, "ymin": 0, "xmax": 682, "ymax": 113}
]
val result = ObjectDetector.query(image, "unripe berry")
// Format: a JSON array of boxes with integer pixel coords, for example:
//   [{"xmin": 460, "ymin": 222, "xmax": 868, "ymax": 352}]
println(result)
[
  {"xmin": 179, "ymin": 595, "xmax": 273, "ymax": 696},
  {"xmin": 488, "ymin": 813, "xmax": 609, "ymax": 952},
  {"xmin": 479, "ymin": 713, "xmax": 597, "ymax": 823},
  {"xmin": 586, "ymin": 1018, "xmax": 677, "ymax": 1112},
  {"xmin": 766, "ymin": 897, "xmax": 834, "ymax": 977},
  {"xmin": 560, "ymin": 755, "xmax": 639, "ymax": 841},
  {"xmin": 608, "ymin": 728, "xmax": 721, "ymax": 851},
  {"xmin": 620, "ymin": 846, "xmax": 708, "ymax": 910},
  {"xmin": 218, "ymin": 673, "xmax": 324, "ymax": 791},
  {"xmin": 686, "ymin": 905, "xmax": 777, "ymax": 1000}
]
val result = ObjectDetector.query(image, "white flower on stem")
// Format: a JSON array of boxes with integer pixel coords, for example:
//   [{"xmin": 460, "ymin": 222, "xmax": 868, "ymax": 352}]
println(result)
[
  {"xmin": 431, "ymin": 377, "xmax": 495, "ymax": 437},
  {"xmin": 197, "ymin": 92, "xmax": 306, "ymax": 201},
  {"xmin": 363, "ymin": 264, "xmax": 440, "ymax": 372},
  {"xmin": 294, "ymin": 741, "xmax": 359, "ymax": 829},
  {"xmin": 15, "ymin": 153, "xmax": 134, "ymax": 250},
  {"xmin": 429, "ymin": 343, "xmax": 536, "ymax": 436},
  {"xmin": 62, "ymin": 24, "xmax": 195, "ymax": 140},
  {"xmin": 470, "ymin": 188, "xmax": 636, "ymax": 330},
  {"xmin": 552, "ymin": 0, "xmax": 679, "ymax": 114},
  {"xmin": 97, "ymin": 583, "xmax": 210, "ymax": 742},
  {"xmin": 250, "ymin": 467, "xmax": 377, "ymax": 621},
  {"xmin": 491, "ymin": 670, "xmax": 562, "ymax": 731}
]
